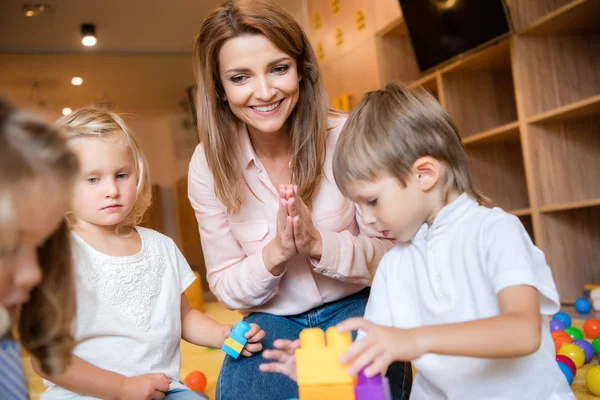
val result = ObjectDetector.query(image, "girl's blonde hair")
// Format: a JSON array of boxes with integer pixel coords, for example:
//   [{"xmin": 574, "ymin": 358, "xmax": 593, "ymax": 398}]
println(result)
[
  {"xmin": 57, "ymin": 108, "xmax": 151, "ymax": 232},
  {"xmin": 0, "ymin": 98, "xmax": 79, "ymax": 375},
  {"xmin": 193, "ymin": 0, "xmax": 328, "ymax": 214},
  {"xmin": 333, "ymin": 83, "xmax": 486, "ymax": 204}
]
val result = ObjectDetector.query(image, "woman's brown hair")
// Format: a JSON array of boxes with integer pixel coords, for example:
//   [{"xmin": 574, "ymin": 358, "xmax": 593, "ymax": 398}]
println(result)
[
  {"xmin": 0, "ymin": 99, "xmax": 79, "ymax": 375},
  {"xmin": 193, "ymin": 0, "xmax": 328, "ymax": 214}
]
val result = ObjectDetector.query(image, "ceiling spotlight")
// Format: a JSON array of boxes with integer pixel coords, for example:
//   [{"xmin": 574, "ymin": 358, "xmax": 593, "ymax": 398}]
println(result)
[
  {"xmin": 81, "ymin": 23, "xmax": 97, "ymax": 47},
  {"xmin": 71, "ymin": 77, "xmax": 83, "ymax": 86},
  {"xmin": 23, "ymin": 3, "xmax": 50, "ymax": 17},
  {"xmin": 62, "ymin": 107, "xmax": 72, "ymax": 116}
]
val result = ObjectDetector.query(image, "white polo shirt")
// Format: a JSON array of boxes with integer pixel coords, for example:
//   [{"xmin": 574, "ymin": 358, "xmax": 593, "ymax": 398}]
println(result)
[{"xmin": 364, "ymin": 194, "xmax": 575, "ymax": 399}]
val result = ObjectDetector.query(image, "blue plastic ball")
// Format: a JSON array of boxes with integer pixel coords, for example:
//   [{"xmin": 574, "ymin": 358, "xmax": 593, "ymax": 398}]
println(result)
[
  {"xmin": 557, "ymin": 361, "xmax": 574, "ymax": 385},
  {"xmin": 553, "ymin": 312, "xmax": 572, "ymax": 328},
  {"xmin": 575, "ymin": 298, "xmax": 592, "ymax": 314},
  {"xmin": 550, "ymin": 320, "xmax": 567, "ymax": 332}
]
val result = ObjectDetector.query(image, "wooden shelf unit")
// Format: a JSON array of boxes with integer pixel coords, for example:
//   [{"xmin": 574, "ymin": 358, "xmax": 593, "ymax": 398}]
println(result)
[{"xmin": 306, "ymin": 0, "xmax": 600, "ymax": 300}]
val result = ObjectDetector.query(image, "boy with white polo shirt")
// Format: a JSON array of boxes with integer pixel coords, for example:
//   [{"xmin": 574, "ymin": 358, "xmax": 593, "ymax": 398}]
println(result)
[{"xmin": 260, "ymin": 83, "xmax": 575, "ymax": 399}]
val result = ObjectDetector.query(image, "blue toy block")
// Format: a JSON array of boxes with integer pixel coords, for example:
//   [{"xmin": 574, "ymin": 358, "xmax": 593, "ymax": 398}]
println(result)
[
  {"xmin": 221, "ymin": 321, "xmax": 251, "ymax": 359},
  {"xmin": 354, "ymin": 370, "xmax": 391, "ymax": 400}
]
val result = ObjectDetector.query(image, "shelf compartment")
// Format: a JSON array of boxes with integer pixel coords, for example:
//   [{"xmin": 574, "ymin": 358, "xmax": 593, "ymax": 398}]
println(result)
[
  {"xmin": 517, "ymin": 214, "xmax": 535, "ymax": 243},
  {"xmin": 505, "ymin": 0, "xmax": 573, "ymax": 32},
  {"xmin": 441, "ymin": 41, "xmax": 518, "ymax": 139},
  {"xmin": 528, "ymin": 95, "xmax": 600, "ymax": 124},
  {"xmin": 407, "ymin": 73, "xmax": 438, "ymax": 101},
  {"xmin": 528, "ymin": 116, "xmax": 600, "ymax": 208},
  {"xmin": 466, "ymin": 138, "xmax": 530, "ymax": 212},
  {"xmin": 462, "ymin": 121, "xmax": 520, "ymax": 146},
  {"xmin": 539, "ymin": 205, "xmax": 600, "ymax": 299},
  {"xmin": 512, "ymin": 35, "xmax": 600, "ymax": 118},
  {"xmin": 520, "ymin": 0, "xmax": 600, "ymax": 35}
]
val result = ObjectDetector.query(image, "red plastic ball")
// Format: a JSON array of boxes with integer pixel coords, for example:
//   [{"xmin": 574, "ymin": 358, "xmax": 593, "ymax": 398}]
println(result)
[
  {"xmin": 584, "ymin": 319, "xmax": 600, "ymax": 339},
  {"xmin": 556, "ymin": 355, "xmax": 577, "ymax": 376},
  {"xmin": 554, "ymin": 335, "xmax": 573, "ymax": 353},
  {"xmin": 185, "ymin": 370, "xmax": 207, "ymax": 392},
  {"xmin": 552, "ymin": 331, "xmax": 571, "ymax": 341}
]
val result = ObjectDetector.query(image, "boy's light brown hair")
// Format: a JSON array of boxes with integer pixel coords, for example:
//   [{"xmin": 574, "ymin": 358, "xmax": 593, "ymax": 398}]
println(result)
[{"xmin": 333, "ymin": 83, "xmax": 485, "ymax": 204}]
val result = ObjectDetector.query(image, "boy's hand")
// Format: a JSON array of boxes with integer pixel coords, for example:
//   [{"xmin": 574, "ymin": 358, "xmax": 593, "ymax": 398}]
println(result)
[
  {"xmin": 259, "ymin": 339, "xmax": 300, "ymax": 382},
  {"xmin": 337, "ymin": 318, "xmax": 426, "ymax": 378},
  {"xmin": 118, "ymin": 373, "xmax": 171, "ymax": 400},
  {"xmin": 222, "ymin": 323, "xmax": 266, "ymax": 357}
]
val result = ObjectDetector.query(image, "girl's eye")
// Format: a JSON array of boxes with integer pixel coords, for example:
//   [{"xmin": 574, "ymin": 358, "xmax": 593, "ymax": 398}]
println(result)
[
  {"xmin": 272, "ymin": 65, "xmax": 290, "ymax": 74},
  {"xmin": 367, "ymin": 198, "xmax": 378, "ymax": 206},
  {"xmin": 116, "ymin": 173, "xmax": 128, "ymax": 179},
  {"xmin": 87, "ymin": 177, "xmax": 99, "ymax": 183}
]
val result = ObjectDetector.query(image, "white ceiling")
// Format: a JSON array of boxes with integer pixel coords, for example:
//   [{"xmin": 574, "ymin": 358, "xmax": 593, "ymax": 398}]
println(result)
[{"xmin": 0, "ymin": 0, "xmax": 307, "ymax": 115}]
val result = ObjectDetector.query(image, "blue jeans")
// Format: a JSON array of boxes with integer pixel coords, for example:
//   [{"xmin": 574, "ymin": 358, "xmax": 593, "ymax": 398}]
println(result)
[
  {"xmin": 166, "ymin": 388, "xmax": 207, "ymax": 399},
  {"xmin": 216, "ymin": 288, "xmax": 412, "ymax": 400}
]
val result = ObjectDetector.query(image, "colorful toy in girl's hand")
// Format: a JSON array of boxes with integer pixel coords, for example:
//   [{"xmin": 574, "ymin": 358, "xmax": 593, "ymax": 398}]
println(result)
[
  {"xmin": 354, "ymin": 370, "xmax": 391, "ymax": 400},
  {"xmin": 222, "ymin": 321, "xmax": 251, "ymax": 359},
  {"xmin": 552, "ymin": 312, "xmax": 572, "ymax": 328},
  {"xmin": 575, "ymin": 297, "xmax": 592, "ymax": 314},
  {"xmin": 185, "ymin": 371, "xmax": 207, "ymax": 393},
  {"xmin": 586, "ymin": 366, "xmax": 600, "ymax": 396},
  {"xmin": 584, "ymin": 318, "xmax": 600, "ymax": 340}
]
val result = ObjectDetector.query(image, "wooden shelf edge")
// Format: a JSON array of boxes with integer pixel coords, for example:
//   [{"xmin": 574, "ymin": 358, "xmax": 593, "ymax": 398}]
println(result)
[
  {"xmin": 407, "ymin": 73, "xmax": 437, "ymax": 89},
  {"xmin": 520, "ymin": 0, "xmax": 598, "ymax": 35},
  {"xmin": 462, "ymin": 121, "xmax": 520, "ymax": 145},
  {"xmin": 511, "ymin": 208, "xmax": 532, "ymax": 217},
  {"xmin": 375, "ymin": 17, "xmax": 406, "ymax": 37},
  {"xmin": 528, "ymin": 95, "xmax": 600, "ymax": 124},
  {"xmin": 539, "ymin": 199, "xmax": 600, "ymax": 214}
]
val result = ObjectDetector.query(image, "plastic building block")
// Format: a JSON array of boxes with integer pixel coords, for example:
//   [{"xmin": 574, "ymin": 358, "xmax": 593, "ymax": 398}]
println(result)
[
  {"xmin": 299, "ymin": 383, "xmax": 356, "ymax": 400},
  {"xmin": 221, "ymin": 321, "xmax": 250, "ymax": 359},
  {"xmin": 296, "ymin": 327, "xmax": 356, "ymax": 387},
  {"xmin": 354, "ymin": 370, "xmax": 392, "ymax": 400}
]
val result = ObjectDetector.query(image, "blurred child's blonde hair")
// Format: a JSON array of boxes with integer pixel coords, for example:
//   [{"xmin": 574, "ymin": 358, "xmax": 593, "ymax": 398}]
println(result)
[
  {"xmin": 333, "ymin": 83, "xmax": 486, "ymax": 204},
  {"xmin": 0, "ymin": 98, "xmax": 79, "ymax": 375},
  {"xmin": 58, "ymin": 108, "xmax": 151, "ymax": 232}
]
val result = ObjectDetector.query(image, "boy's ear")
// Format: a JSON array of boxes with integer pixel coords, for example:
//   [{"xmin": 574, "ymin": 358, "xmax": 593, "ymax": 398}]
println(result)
[{"xmin": 412, "ymin": 156, "xmax": 441, "ymax": 192}]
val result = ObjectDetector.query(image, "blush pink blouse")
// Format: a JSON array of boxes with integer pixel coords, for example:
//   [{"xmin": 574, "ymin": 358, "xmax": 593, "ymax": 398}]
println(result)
[{"xmin": 188, "ymin": 116, "xmax": 394, "ymax": 315}]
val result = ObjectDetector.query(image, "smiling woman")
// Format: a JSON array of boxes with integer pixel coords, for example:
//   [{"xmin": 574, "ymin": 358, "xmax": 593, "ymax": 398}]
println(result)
[{"xmin": 188, "ymin": 1, "xmax": 413, "ymax": 399}]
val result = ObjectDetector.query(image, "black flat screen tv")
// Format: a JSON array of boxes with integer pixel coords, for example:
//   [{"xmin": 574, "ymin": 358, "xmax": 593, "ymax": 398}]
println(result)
[{"xmin": 398, "ymin": 0, "xmax": 513, "ymax": 72}]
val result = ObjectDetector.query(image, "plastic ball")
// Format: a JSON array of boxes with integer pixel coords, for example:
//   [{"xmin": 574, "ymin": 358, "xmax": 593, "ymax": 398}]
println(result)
[
  {"xmin": 550, "ymin": 320, "xmax": 566, "ymax": 332},
  {"xmin": 185, "ymin": 370, "xmax": 207, "ymax": 393},
  {"xmin": 586, "ymin": 366, "xmax": 600, "ymax": 396},
  {"xmin": 565, "ymin": 327, "xmax": 584, "ymax": 340},
  {"xmin": 557, "ymin": 361, "xmax": 574, "ymax": 385},
  {"xmin": 552, "ymin": 330, "xmax": 572, "ymax": 342},
  {"xmin": 573, "ymin": 339, "xmax": 595, "ymax": 363},
  {"xmin": 575, "ymin": 297, "xmax": 592, "ymax": 314},
  {"xmin": 584, "ymin": 318, "xmax": 600, "ymax": 339},
  {"xmin": 593, "ymin": 337, "xmax": 600, "ymax": 356},
  {"xmin": 555, "ymin": 336, "xmax": 574, "ymax": 353},
  {"xmin": 558, "ymin": 344, "xmax": 586, "ymax": 368},
  {"xmin": 553, "ymin": 312, "xmax": 572, "ymax": 328},
  {"xmin": 556, "ymin": 355, "xmax": 576, "ymax": 376}
]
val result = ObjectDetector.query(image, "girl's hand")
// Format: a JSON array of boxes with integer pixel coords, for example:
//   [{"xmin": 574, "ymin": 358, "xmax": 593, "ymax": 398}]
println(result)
[
  {"xmin": 118, "ymin": 373, "xmax": 171, "ymax": 400},
  {"xmin": 222, "ymin": 323, "xmax": 266, "ymax": 357},
  {"xmin": 337, "ymin": 318, "xmax": 426, "ymax": 378},
  {"xmin": 285, "ymin": 185, "xmax": 322, "ymax": 258},
  {"xmin": 259, "ymin": 339, "xmax": 300, "ymax": 382}
]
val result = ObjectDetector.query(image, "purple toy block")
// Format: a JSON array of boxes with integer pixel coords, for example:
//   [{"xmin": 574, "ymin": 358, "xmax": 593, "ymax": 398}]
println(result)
[{"xmin": 355, "ymin": 370, "xmax": 392, "ymax": 400}]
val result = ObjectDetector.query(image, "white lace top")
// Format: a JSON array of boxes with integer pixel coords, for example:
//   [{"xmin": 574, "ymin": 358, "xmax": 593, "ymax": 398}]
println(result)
[{"xmin": 42, "ymin": 227, "xmax": 196, "ymax": 400}]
